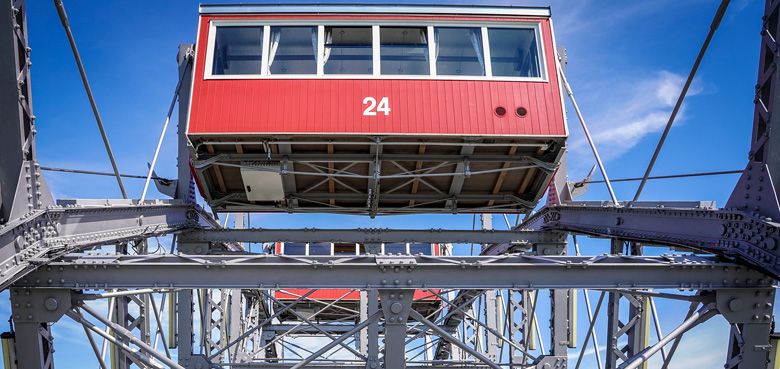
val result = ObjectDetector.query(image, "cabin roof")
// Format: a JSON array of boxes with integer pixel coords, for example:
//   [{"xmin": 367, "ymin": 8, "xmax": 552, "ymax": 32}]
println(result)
[{"xmin": 199, "ymin": 3, "xmax": 551, "ymax": 17}]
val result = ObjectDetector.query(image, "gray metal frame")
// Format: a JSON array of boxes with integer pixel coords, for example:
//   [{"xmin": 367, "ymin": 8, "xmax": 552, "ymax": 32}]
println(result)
[{"xmin": 1, "ymin": 1, "xmax": 779, "ymax": 369}]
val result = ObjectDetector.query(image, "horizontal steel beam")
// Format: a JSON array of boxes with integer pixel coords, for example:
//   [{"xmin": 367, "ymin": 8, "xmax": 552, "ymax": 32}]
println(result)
[
  {"xmin": 180, "ymin": 228, "xmax": 564, "ymax": 245},
  {"xmin": 524, "ymin": 202, "xmax": 780, "ymax": 277},
  {"xmin": 17, "ymin": 254, "xmax": 771, "ymax": 290},
  {"xmin": 230, "ymin": 365, "xmax": 495, "ymax": 369},
  {"xmin": 194, "ymin": 153, "xmax": 554, "ymax": 167},
  {"xmin": 0, "ymin": 199, "xmax": 228, "ymax": 290}
]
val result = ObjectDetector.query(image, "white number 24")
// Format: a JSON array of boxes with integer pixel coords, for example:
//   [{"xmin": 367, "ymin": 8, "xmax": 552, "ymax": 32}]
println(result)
[{"xmin": 362, "ymin": 96, "xmax": 391, "ymax": 116}]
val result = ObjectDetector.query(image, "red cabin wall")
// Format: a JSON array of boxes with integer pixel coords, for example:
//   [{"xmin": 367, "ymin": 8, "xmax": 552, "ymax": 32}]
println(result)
[{"xmin": 187, "ymin": 14, "xmax": 566, "ymax": 138}]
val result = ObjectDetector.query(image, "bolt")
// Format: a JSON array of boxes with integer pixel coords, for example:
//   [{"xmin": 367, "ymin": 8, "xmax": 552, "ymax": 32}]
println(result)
[
  {"xmin": 44, "ymin": 297, "xmax": 58, "ymax": 311},
  {"xmin": 390, "ymin": 302, "xmax": 403, "ymax": 314}
]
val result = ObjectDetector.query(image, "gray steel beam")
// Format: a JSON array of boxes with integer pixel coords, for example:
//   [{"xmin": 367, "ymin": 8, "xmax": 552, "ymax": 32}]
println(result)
[
  {"xmin": 446, "ymin": 145, "xmax": 476, "ymax": 211},
  {"xmin": 726, "ymin": 0, "xmax": 780, "ymax": 222},
  {"xmin": 17, "ymin": 254, "xmax": 771, "ymax": 290},
  {"xmin": 194, "ymin": 153, "xmax": 556, "ymax": 165},
  {"xmin": 0, "ymin": 199, "xmax": 220, "ymax": 290},
  {"xmin": 523, "ymin": 201, "xmax": 780, "ymax": 278},
  {"xmin": 0, "ymin": 0, "xmax": 51, "ymax": 226},
  {"xmin": 180, "ymin": 228, "xmax": 563, "ymax": 245},
  {"xmin": 176, "ymin": 45, "xmax": 195, "ymax": 203},
  {"xmin": 718, "ymin": 288, "xmax": 776, "ymax": 369},
  {"xmin": 230, "ymin": 363, "xmax": 496, "ymax": 369},
  {"xmin": 380, "ymin": 290, "xmax": 413, "ymax": 369}
]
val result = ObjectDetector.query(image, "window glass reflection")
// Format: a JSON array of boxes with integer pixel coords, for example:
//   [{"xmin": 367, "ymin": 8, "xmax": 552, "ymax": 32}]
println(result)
[
  {"xmin": 488, "ymin": 28, "xmax": 541, "ymax": 77},
  {"xmin": 269, "ymin": 26, "xmax": 318, "ymax": 74},
  {"xmin": 212, "ymin": 26, "xmax": 263, "ymax": 75},
  {"xmin": 380, "ymin": 27, "xmax": 429, "ymax": 75},
  {"xmin": 435, "ymin": 27, "xmax": 485, "ymax": 76}
]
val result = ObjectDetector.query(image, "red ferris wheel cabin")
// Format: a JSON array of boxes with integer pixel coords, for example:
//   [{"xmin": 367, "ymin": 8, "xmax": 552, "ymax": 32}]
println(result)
[{"xmin": 187, "ymin": 3, "xmax": 567, "ymax": 216}]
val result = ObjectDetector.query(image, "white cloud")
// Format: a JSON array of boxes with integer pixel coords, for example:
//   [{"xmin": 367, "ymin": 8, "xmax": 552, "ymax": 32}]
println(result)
[{"xmin": 569, "ymin": 71, "xmax": 702, "ymax": 162}]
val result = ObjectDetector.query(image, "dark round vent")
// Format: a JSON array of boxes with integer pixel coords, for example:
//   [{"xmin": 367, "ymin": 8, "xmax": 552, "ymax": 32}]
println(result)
[{"xmin": 495, "ymin": 106, "xmax": 507, "ymax": 117}]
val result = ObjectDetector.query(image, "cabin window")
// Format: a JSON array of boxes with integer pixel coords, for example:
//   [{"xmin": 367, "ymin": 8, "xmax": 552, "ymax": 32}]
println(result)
[
  {"xmin": 269, "ymin": 26, "xmax": 318, "ymax": 74},
  {"xmin": 384, "ymin": 243, "xmax": 407, "ymax": 254},
  {"xmin": 409, "ymin": 243, "xmax": 433, "ymax": 255},
  {"xmin": 212, "ymin": 26, "xmax": 264, "ymax": 75},
  {"xmin": 308, "ymin": 242, "xmax": 331, "ymax": 255},
  {"xmin": 488, "ymin": 28, "xmax": 541, "ymax": 78},
  {"xmin": 324, "ymin": 27, "xmax": 373, "ymax": 75},
  {"xmin": 208, "ymin": 22, "xmax": 546, "ymax": 80},
  {"xmin": 334, "ymin": 243, "xmax": 357, "ymax": 255},
  {"xmin": 434, "ymin": 27, "xmax": 485, "ymax": 76},
  {"xmin": 283, "ymin": 242, "xmax": 306, "ymax": 255},
  {"xmin": 380, "ymin": 27, "xmax": 429, "ymax": 75}
]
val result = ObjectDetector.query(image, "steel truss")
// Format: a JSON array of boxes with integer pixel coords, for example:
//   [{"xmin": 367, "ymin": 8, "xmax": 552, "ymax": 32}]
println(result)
[{"xmin": 1, "ymin": 0, "xmax": 780, "ymax": 369}]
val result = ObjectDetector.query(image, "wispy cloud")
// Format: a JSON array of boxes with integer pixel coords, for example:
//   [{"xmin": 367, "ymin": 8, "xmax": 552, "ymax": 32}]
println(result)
[{"xmin": 569, "ymin": 71, "xmax": 702, "ymax": 162}]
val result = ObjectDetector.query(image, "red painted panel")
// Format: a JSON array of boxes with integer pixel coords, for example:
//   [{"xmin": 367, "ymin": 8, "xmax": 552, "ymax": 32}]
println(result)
[
  {"xmin": 187, "ymin": 14, "xmax": 566, "ymax": 138},
  {"xmin": 276, "ymin": 289, "xmax": 439, "ymax": 301}
]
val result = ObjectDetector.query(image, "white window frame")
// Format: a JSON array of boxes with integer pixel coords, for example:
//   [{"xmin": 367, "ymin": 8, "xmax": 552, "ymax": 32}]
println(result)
[
  {"xmin": 204, "ymin": 19, "xmax": 548, "ymax": 82},
  {"xmin": 381, "ymin": 242, "xmax": 410, "ymax": 255}
]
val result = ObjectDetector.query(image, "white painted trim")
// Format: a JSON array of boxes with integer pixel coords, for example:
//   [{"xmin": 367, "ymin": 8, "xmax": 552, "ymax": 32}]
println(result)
[
  {"xmin": 427, "ymin": 25, "xmax": 437, "ymax": 76},
  {"xmin": 317, "ymin": 25, "xmax": 325, "ymax": 76},
  {"xmin": 372, "ymin": 25, "xmax": 380, "ymax": 76},
  {"xmin": 481, "ymin": 26, "xmax": 492, "ymax": 77},
  {"xmin": 261, "ymin": 25, "xmax": 271, "ymax": 75},
  {"xmin": 204, "ymin": 21, "xmax": 217, "ymax": 77},
  {"xmin": 202, "ymin": 19, "xmax": 548, "ymax": 82},
  {"xmin": 199, "ymin": 4, "xmax": 552, "ymax": 18},
  {"xmin": 549, "ymin": 18, "xmax": 570, "ymax": 138}
]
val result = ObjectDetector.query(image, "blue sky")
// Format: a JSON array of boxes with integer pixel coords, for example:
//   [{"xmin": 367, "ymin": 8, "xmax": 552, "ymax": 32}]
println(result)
[{"xmin": 0, "ymin": 0, "xmax": 768, "ymax": 368}]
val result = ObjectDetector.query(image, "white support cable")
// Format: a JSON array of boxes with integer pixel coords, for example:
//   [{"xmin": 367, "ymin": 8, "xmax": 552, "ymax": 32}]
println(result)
[
  {"xmin": 140, "ymin": 56, "xmax": 193, "ymax": 202},
  {"xmin": 98, "ymin": 297, "xmax": 116, "ymax": 368},
  {"xmin": 649, "ymin": 297, "xmax": 668, "ymax": 363},
  {"xmin": 54, "ymin": 0, "xmax": 127, "ymax": 199},
  {"xmin": 620, "ymin": 304, "xmax": 717, "ymax": 369},
  {"xmin": 633, "ymin": 0, "xmax": 731, "ymax": 201},
  {"xmin": 556, "ymin": 56, "xmax": 619, "ymax": 206},
  {"xmin": 574, "ymin": 236, "xmax": 603, "ymax": 369}
]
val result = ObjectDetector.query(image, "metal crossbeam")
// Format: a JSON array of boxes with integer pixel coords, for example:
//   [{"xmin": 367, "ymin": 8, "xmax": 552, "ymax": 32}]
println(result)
[
  {"xmin": 17, "ymin": 254, "xmax": 770, "ymax": 290},
  {"xmin": 524, "ymin": 201, "xmax": 780, "ymax": 277},
  {"xmin": 0, "ymin": 199, "xmax": 233, "ymax": 290},
  {"xmin": 180, "ymin": 228, "xmax": 563, "ymax": 245}
]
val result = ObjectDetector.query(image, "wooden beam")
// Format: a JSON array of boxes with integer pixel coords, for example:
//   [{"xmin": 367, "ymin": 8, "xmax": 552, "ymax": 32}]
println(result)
[
  {"xmin": 516, "ymin": 148, "xmax": 546, "ymax": 196},
  {"xmin": 487, "ymin": 146, "xmax": 518, "ymax": 207},
  {"xmin": 206, "ymin": 144, "xmax": 227, "ymax": 193}
]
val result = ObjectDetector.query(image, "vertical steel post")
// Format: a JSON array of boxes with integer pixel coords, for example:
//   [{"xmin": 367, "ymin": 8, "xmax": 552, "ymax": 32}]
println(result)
[
  {"xmin": 176, "ymin": 289, "xmax": 194, "ymax": 367},
  {"xmin": 176, "ymin": 44, "xmax": 195, "ymax": 204},
  {"xmin": 0, "ymin": 0, "xmax": 51, "ymax": 225},
  {"xmin": 484, "ymin": 290, "xmax": 499, "ymax": 361},
  {"xmin": 366, "ymin": 289, "xmax": 379, "ymax": 369},
  {"xmin": 720, "ymin": 289, "xmax": 776, "ymax": 369},
  {"xmin": 12, "ymin": 324, "xmax": 53, "ymax": 369},
  {"xmin": 542, "ymin": 242, "xmax": 569, "ymax": 366},
  {"xmin": 727, "ymin": 0, "xmax": 780, "ymax": 220},
  {"xmin": 380, "ymin": 290, "xmax": 413, "ymax": 369},
  {"xmin": 605, "ymin": 239, "xmax": 623, "ymax": 369},
  {"xmin": 606, "ymin": 240, "xmax": 650, "ymax": 369}
]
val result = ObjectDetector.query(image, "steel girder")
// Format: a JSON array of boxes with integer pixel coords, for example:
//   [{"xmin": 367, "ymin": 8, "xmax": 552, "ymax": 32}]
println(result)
[
  {"xmin": 0, "ymin": 199, "xmax": 229, "ymax": 290},
  {"xmin": 0, "ymin": 0, "xmax": 54, "ymax": 226},
  {"xmin": 523, "ymin": 201, "xmax": 780, "ymax": 278},
  {"xmin": 179, "ymin": 227, "xmax": 564, "ymax": 245},
  {"xmin": 16, "ymin": 254, "xmax": 771, "ymax": 290}
]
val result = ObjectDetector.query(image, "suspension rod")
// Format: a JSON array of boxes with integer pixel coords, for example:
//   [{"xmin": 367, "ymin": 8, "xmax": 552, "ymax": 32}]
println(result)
[
  {"xmin": 53, "ymin": 0, "xmax": 127, "ymax": 199},
  {"xmin": 633, "ymin": 0, "xmax": 731, "ymax": 201}
]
